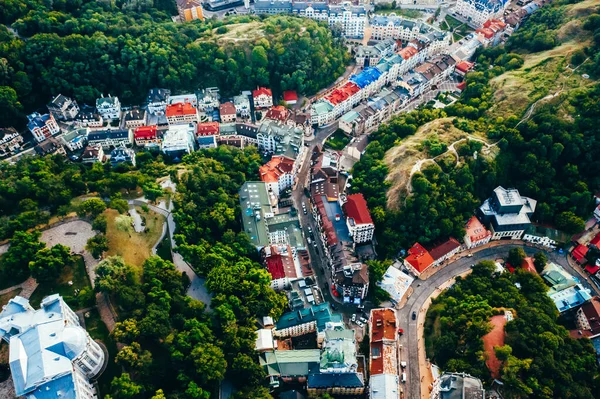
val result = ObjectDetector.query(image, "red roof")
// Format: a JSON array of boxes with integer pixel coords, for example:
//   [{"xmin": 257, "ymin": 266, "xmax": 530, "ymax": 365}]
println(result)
[
  {"xmin": 283, "ymin": 90, "xmax": 298, "ymax": 102},
  {"xmin": 344, "ymin": 193, "xmax": 373, "ymax": 225},
  {"xmin": 134, "ymin": 125, "xmax": 157, "ymax": 140},
  {"xmin": 166, "ymin": 102, "xmax": 196, "ymax": 117},
  {"xmin": 405, "ymin": 243, "xmax": 434, "ymax": 273},
  {"xmin": 521, "ymin": 257, "xmax": 537, "ymax": 274},
  {"xmin": 259, "ymin": 155, "xmax": 295, "ymax": 183},
  {"xmin": 253, "ymin": 87, "xmax": 272, "ymax": 98},
  {"xmin": 455, "ymin": 61, "xmax": 474, "ymax": 74},
  {"xmin": 398, "ymin": 46, "xmax": 418, "ymax": 60},
  {"xmin": 457, "ymin": 81, "xmax": 467, "ymax": 91},
  {"xmin": 572, "ymin": 244, "xmax": 589, "ymax": 263},
  {"xmin": 589, "ymin": 232, "xmax": 600, "ymax": 248},
  {"xmin": 265, "ymin": 105, "xmax": 289, "ymax": 122},
  {"xmin": 585, "ymin": 265, "xmax": 600, "ymax": 274},
  {"xmin": 196, "ymin": 122, "xmax": 219, "ymax": 136},
  {"xmin": 506, "ymin": 263, "xmax": 515, "ymax": 273},
  {"xmin": 428, "ymin": 238, "xmax": 461, "ymax": 261},
  {"xmin": 219, "ymin": 101, "xmax": 236, "ymax": 116},
  {"xmin": 324, "ymin": 82, "xmax": 360, "ymax": 106},
  {"xmin": 465, "ymin": 216, "xmax": 491, "ymax": 243}
]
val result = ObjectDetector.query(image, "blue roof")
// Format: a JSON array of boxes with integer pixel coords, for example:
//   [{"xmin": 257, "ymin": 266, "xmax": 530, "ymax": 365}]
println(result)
[
  {"xmin": 349, "ymin": 67, "xmax": 383, "ymax": 89},
  {"xmin": 549, "ymin": 284, "xmax": 592, "ymax": 313},
  {"xmin": 321, "ymin": 196, "xmax": 351, "ymax": 243},
  {"xmin": 88, "ymin": 129, "xmax": 129, "ymax": 141},
  {"xmin": 308, "ymin": 372, "xmax": 364, "ymax": 388},
  {"xmin": 197, "ymin": 136, "xmax": 216, "ymax": 145},
  {"xmin": 27, "ymin": 112, "xmax": 52, "ymax": 131}
]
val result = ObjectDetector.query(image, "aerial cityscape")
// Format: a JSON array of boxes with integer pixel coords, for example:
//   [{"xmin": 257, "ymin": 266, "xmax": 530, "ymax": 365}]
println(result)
[{"xmin": 0, "ymin": 0, "xmax": 599, "ymax": 398}]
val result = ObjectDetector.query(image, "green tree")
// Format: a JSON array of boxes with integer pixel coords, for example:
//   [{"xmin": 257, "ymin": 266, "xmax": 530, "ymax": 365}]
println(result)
[
  {"xmin": 77, "ymin": 198, "xmax": 107, "ymax": 218},
  {"xmin": 92, "ymin": 214, "xmax": 107, "ymax": 233},
  {"xmin": 29, "ymin": 244, "xmax": 71, "ymax": 282},
  {"xmin": 555, "ymin": 211, "xmax": 585, "ymax": 234},
  {"xmin": 533, "ymin": 252, "xmax": 548, "ymax": 273},
  {"xmin": 112, "ymin": 318, "xmax": 141, "ymax": 344},
  {"xmin": 142, "ymin": 182, "xmax": 163, "ymax": 202},
  {"xmin": 507, "ymin": 247, "xmax": 526, "ymax": 268},
  {"xmin": 109, "ymin": 373, "xmax": 143, "ymax": 399},
  {"xmin": 191, "ymin": 343, "xmax": 227, "ymax": 385},
  {"xmin": 86, "ymin": 234, "xmax": 108, "ymax": 259},
  {"xmin": 115, "ymin": 342, "xmax": 153, "ymax": 372},
  {"xmin": 109, "ymin": 196, "xmax": 129, "ymax": 214},
  {"xmin": 0, "ymin": 86, "xmax": 23, "ymax": 128},
  {"xmin": 0, "ymin": 230, "xmax": 45, "ymax": 282}
]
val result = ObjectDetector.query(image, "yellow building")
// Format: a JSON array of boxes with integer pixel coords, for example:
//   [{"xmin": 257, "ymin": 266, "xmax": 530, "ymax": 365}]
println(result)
[{"xmin": 177, "ymin": 0, "xmax": 204, "ymax": 21}]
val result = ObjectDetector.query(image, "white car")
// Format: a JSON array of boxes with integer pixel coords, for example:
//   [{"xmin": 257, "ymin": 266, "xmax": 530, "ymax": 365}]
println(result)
[
  {"xmin": 351, "ymin": 314, "xmax": 357, "ymax": 323},
  {"xmin": 359, "ymin": 316, "xmax": 367, "ymax": 324},
  {"xmin": 357, "ymin": 320, "xmax": 364, "ymax": 328}
]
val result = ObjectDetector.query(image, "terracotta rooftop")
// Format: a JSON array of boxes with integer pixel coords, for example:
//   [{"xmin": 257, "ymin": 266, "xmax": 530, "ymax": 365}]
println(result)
[
  {"xmin": 589, "ymin": 232, "xmax": 600, "ymax": 248},
  {"xmin": 197, "ymin": 122, "xmax": 219, "ymax": 136},
  {"xmin": 166, "ymin": 102, "xmax": 196, "ymax": 117},
  {"xmin": 521, "ymin": 257, "xmax": 538, "ymax": 274},
  {"xmin": 398, "ymin": 45, "xmax": 418, "ymax": 60},
  {"xmin": 134, "ymin": 125, "xmax": 157, "ymax": 140},
  {"xmin": 456, "ymin": 61, "xmax": 475, "ymax": 74},
  {"xmin": 580, "ymin": 297, "xmax": 600, "ymax": 335},
  {"xmin": 325, "ymin": 82, "xmax": 361, "ymax": 106},
  {"xmin": 253, "ymin": 87, "xmax": 272, "ymax": 98},
  {"xmin": 428, "ymin": 238, "xmax": 461, "ymax": 261},
  {"xmin": 265, "ymin": 105, "xmax": 289, "ymax": 122},
  {"xmin": 370, "ymin": 308, "xmax": 397, "ymax": 342},
  {"xmin": 572, "ymin": 244, "xmax": 589, "ymax": 263},
  {"xmin": 370, "ymin": 308, "xmax": 398, "ymax": 376},
  {"xmin": 283, "ymin": 90, "xmax": 298, "ymax": 102},
  {"xmin": 264, "ymin": 245, "xmax": 298, "ymax": 280},
  {"xmin": 219, "ymin": 101, "xmax": 236, "ymax": 115},
  {"xmin": 343, "ymin": 193, "xmax": 373, "ymax": 225},
  {"xmin": 259, "ymin": 155, "xmax": 295, "ymax": 184},
  {"xmin": 465, "ymin": 216, "xmax": 491, "ymax": 242},
  {"xmin": 405, "ymin": 243, "xmax": 434, "ymax": 273}
]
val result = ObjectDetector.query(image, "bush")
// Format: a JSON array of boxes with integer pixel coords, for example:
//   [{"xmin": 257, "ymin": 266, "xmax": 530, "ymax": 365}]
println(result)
[{"xmin": 92, "ymin": 214, "xmax": 108, "ymax": 233}]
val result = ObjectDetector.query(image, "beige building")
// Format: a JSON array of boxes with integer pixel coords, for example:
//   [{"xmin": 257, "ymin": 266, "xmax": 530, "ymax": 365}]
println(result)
[{"xmin": 177, "ymin": 0, "xmax": 204, "ymax": 21}]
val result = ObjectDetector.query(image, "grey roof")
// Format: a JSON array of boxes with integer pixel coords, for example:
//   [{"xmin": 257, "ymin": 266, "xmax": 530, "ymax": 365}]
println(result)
[
  {"xmin": 236, "ymin": 123, "xmax": 258, "ymax": 138},
  {"xmin": 123, "ymin": 108, "xmax": 145, "ymax": 121},
  {"xmin": 147, "ymin": 88, "xmax": 171, "ymax": 103},
  {"xmin": 439, "ymin": 372, "xmax": 485, "ymax": 399},
  {"xmin": 307, "ymin": 372, "xmax": 364, "ymax": 388},
  {"xmin": 370, "ymin": 374, "xmax": 400, "ymax": 399},
  {"xmin": 88, "ymin": 129, "xmax": 130, "ymax": 141},
  {"xmin": 48, "ymin": 94, "xmax": 70, "ymax": 108},
  {"xmin": 259, "ymin": 350, "xmax": 320, "ymax": 377}
]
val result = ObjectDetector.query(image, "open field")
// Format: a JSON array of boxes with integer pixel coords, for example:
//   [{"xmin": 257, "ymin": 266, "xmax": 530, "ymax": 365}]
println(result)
[
  {"xmin": 200, "ymin": 21, "xmax": 265, "ymax": 44},
  {"xmin": 28, "ymin": 255, "xmax": 93, "ymax": 310},
  {"xmin": 383, "ymin": 117, "xmax": 491, "ymax": 210},
  {"xmin": 104, "ymin": 207, "xmax": 165, "ymax": 271}
]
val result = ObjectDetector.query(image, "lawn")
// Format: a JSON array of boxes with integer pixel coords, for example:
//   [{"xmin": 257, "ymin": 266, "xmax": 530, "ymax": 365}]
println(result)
[
  {"xmin": 374, "ymin": 8, "xmax": 424, "ymax": 19},
  {"xmin": 84, "ymin": 309, "xmax": 119, "ymax": 395},
  {"xmin": 104, "ymin": 207, "xmax": 165, "ymax": 272},
  {"xmin": 0, "ymin": 287, "xmax": 22, "ymax": 307},
  {"xmin": 324, "ymin": 130, "xmax": 351, "ymax": 151},
  {"xmin": 444, "ymin": 15, "xmax": 463, "ymax": 30},
  {"xmin": 28, "ymin": 255, "xmax": 94, "ymax": 310}
]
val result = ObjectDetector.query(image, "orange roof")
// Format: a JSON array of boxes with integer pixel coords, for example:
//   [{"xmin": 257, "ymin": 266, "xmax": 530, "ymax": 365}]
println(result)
[
  {"xmin": 166, "ymin": 102, "xmax": 196, "ymax": 117},
  {"xmin": 405, "ymin": 242, "xmax": 434, "ymax": 273},
  {"xmin": 398, "ymin": 46, "xmax": 418, "ymax": 60},
  {"xmin": 477, "ymin": 19, "xmax": 506, "ymax": 38},
  {"xmin": 259, "ymin": 155, "xmax": 295, "ymax": 183},
  {"xmin": 253, "ymin": 87, "xmax": 272, "ymax": 98},
  {"xmin": 370, "ymin": 308, "xmax": 397, "ymax": 342},
  {"xmin": 521, "ymin": 257, "xmax": 538, "ymax": 274},
  {"xmin": 344, "ymin": 193, "xmax": 373, "ymax": 225},
  {"xmin": 456, "ymin": 61, "xmax": 475, "ymax": 73},
  {"xmin": 465, "ymin": 216, "xmax": 491, "ymax": 242},
  {"xmin": 196, "ymin": 122, "xmax": 219, "ymax": 136},
  {"xmin": 324, "ymin": 82, "xmax": 361, "ymax": 106},
  {"xmin": 283, "ymin": 90, "xmax": 298, "ymax": 102},
  {"xmin": 370, "ymin": 308, "xmax": 398, "ymax": 376},
  {"xmin": 219, "ymin": 101, "xmax": 236, "ymax": 116}
]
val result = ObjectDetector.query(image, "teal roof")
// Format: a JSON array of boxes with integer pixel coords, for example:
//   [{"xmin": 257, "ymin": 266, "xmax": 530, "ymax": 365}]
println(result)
[
  {"xmin": 260, "ymin": 350, "xmax": 320, "ymax": 377},
  {"xmin": 320, "ymin": 329, "xmax": 357, "ymax": 371},
  {"xmin": 276, "ymin": 303, "xmax": 341, "ymax": 332},
  {"xmin": 313, "ymin": 102, "xmax": 334, "ymax": 115},
  {"xmin": 341, "ymin": 111, "xmax": 361, "ymax": 123},
  {"xmin": 266, "ymin": 213, "xmax": 305, "ymax": 249}
]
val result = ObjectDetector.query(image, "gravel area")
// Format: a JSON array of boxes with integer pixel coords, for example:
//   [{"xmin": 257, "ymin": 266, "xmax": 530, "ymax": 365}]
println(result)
[
  {"xmin": 40, "ymin": 220, "xmax": 95, "ymax": 254},
  {"xmin": 0, "ymin": 377, "xmax": 15, "ymax": 398}
]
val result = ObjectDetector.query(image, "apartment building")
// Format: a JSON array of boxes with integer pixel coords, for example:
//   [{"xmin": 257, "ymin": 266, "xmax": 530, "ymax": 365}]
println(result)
[
  {"xmin": 27, "ymin": 112, "xmax": 60, "ymax": 143},
  {"xmin": 87, "ymin": 129, "xmax": 132, "ymax": 149},
  {"xmin": 147, "ymin": 88, "xmax": 171, "ymax": 115},
  {"xmin": 478, "ymin": 186, "xmax": 537, "ymax": 240},
  {"xmin": 369, "ymin": 309, "xmax": 400, "ymax": 399},
  {"xmin": 0, "ymin": 127, "xmax": 23, "ymax": 155},
  {"xmin": 165, "ymin": 102, "xmax": 199, "ymax": 125},
  {"xmin": 47, "ymin": 94, "xmax": 79, "ymax": 121},
  {"xmin": 177, "ymin": 0, "xmax": 204, "ymax": 21},
  {"xmin": 455, "ymin": 0, "xmax": 509, "ymax": 27},
  {"xmin": 96, "ymin": 94, "xmax": 121, "ymax": 120},
  {"xmin": 343, "ymin": 193, "xmax": 375, "ymax": 244}
]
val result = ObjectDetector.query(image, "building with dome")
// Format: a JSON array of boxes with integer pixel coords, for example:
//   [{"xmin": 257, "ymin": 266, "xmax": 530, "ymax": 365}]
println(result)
[{"xmin": 0, "ymin": 294, "xmax": 105, "ymax": 399}]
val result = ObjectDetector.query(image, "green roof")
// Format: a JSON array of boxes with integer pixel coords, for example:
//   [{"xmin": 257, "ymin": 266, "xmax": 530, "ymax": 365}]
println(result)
[
  {"xmin": 313, "ymin": 102, "xmax": 334, "ymax": 115},
  {"xmin": 266, "ymin": 213, "xmax": 305, "ymax": 249},
  {"xmin": 341, "ymin": 111, "xmax": 361, "ymax": 123},
  {"xmin": 320, "ymin": 329, "xmax": 357, "ymax": 371},
  {"xmin": 541, "ymin": 262, "xmax": 577, "ymax": 293},
  {"xmin": 276, "ymin": 303, "xmax": 342, "ymax": 332},
  {"xmin": 239, "ymin": 181, "xmax": 273, "ymax": 248},
  {"xmin": 260, "ymin": 350, "xmax": 320, "ymax": 377}
]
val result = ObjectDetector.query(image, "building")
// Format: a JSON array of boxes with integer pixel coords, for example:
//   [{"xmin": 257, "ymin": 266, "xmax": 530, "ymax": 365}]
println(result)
[
  {"xmin": 259, "ymin": 155, "xmax": 296, "ymax": 195},
  {"xmin": 219, "ymin": 101, "xmax": 237, "ymax": 123},
  {"xmin": 27, "ymin": 112, "xmax": 60, "ymax": 143},
  {"xmin": 110, "ymin": 146, "xmax": 136, "ymax": 167},
  {"xmin": 404, "ymin": 243, "xmax": 435, "ymax": 276},
  {"xmin": 162, "ymin": 124, "xmax": 196, "ymax": 160},
  {"xmin": 283, "ymin": 91, "xmax": 298, "ymax": 105},
  {"xmin": 478, "ymin": 186, "xmax": 536, "ymax": 240},
  {"xmin": 0, "ymin": 295, "xmax": 105, "ymax": 399},
  {"xmin": 203, "ymin": 0, "xmax": 244, "ymax": 11},
  {"xmin": 217, "ymin": 123, "xmax": 259, "ymax": 148},
  {"xmin": 257, "ymin": 119, "xmax": 305, "ymax": 163},
  {"xmin": 463, "ymin": 216, "xmax": 492, "ymax": 248},
  {"xmin": 575, "ymin": 297, "xmax": 600, "ymax": 336},
  {"xmin": 455, "ymin": 60, "xmax": 475, "ymax": 77},
  {"xmin": 475, "ymin": 19, "xmax": 507, "ymax": 46},
  {"xmin": 455, "ymin": 0, "xmax": 509, "ymax": 27},
  {"xmin": 549, "ymin": 284, "xmax": 592, "ymax": 313},
  {"xmin": 369, "ymin": 308, "xmax": 400, "ymax": 399},
  {"xmin": 166, "ymin": 102, "xmax": 199, "ymax": 125},
  {"xmin": 371, "ymin": 15, "xmax": 424, "ymax": 41},
  {"xmin": 95, "ymin": 95, "xmax": 121, "ymax": 120},
  {"xmin": 260, "ymin": 350, "xmax": 321, "ymax": 387},
  {"xmin": 274, "ymin": 303, "xmax": 342, "ymax": 338},
  {"xmin": 196, "ymin": 122, "xmax": 220, "ymax": 149},
  {"xmin": 122, "ymin": 108, "xmax": 147, "ymax": 129},
  {"xmin": 262, "ymin": 244, "xmax": 301, "ymax": 291},
  {"xmin": 60, "ymin": 128, "xmax": 89, "ymax": 151},
  {"xmin": 87, "ymin": 129, "xmax": 132, "ymax": 149},
  {"xmin": 265, "ymin": 105, "xmax": 290, "ymax": 123},
  {"xmin": 339, "ymin": 111, "xmax": 364, "ymax": 136},
  {"xmin": 0, "ymin": 127, "xmax": 23, "ymax": 156},
  {"xmin": 168, "ymin": 93, "xmax": 198, "ymax": 107},
  {"xmin": 134, "ymin": 125, "xmax": 161, "ymax": 148},
  {"xmin": 47, "ymin": 94, "xmax": 79, "ymax": 121},
  {"xmin": 343, "ymin": 193, "xmax": 375, "ymax": 244},
  {"xmin": 430, "ymin": 372, "xmax": 485, "ymax": 399},
  {"xmin": 234, "ymin": 94, "xmax": 251, "ymax": 118},
  {"xmin": 355, "ymin": 39, "xmax": 397, "ymax": 68},
  {"xmin": 74, "ymin": 107, "xmax": 103, "ymax": 128},
  {"xmin": 34, "ymin": 136, "xmax": 66, "ymax": 157},
  {"xmin": 239, "ymin": 181, "xmax": 277, "ymax": 248},
  {"xmin": 377, "ymin": 265, "xmax": 414, "ymax": 306},
  {"xmin": 255, "ymin": 328, "xmax": 275, "ymax": 352},
  {"xmin": 147, "ymin": 88, "xmax": 171, "ymax": 115},
  {"xmin": 177, "ymin": 0, "xmax": 204, "ymax": 21},
  {"xmin": 81, "ymin": 145, "xmax": 104, "ymax": 164},
  {"xmin": 333, "ymin": 263, "xmax": 369, "ymax": 304},
  {"xmin": 196, "ymin": 88, "xmax": 220, "ymax": 112},
  {"xmin": 253, "ymin": 87, "xmax": 273, "ymax": 109},
  {"xmin": 429, "ymin": 238, "xmax": 462, "ymax": 267}
]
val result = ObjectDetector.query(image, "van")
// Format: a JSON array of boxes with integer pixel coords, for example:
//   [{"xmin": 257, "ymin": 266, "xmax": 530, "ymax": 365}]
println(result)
[{"xmin": 401, "ymin": 372, "xmax": 406, "ymax": 383}]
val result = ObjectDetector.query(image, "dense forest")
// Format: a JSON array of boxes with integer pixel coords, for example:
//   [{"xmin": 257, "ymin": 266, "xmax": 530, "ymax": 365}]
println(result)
[
  {"xmin": 351, "ymin": 0, "xmax": 600, "ymax": 257},
  {"xmin": 0, "ymin": 0, "xmax": 350, "ymax": 127},
  {"xmin": 425, "ymin": 261, "xmax": 600, "ymax": 398}
]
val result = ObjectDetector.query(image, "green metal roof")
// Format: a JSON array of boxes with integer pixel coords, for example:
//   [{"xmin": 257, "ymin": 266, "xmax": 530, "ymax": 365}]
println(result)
[
  {"xmin": 260, "ymin": 350, "xmax": 320, "ymax": 377},
  {"xmin": 313, "ymin": 102, "xmax": 334, "ymax": 115},
  {"xmin": 239, "ymin": 181, "xmax": 272, "ymax": 248},
  {"xmin": 276, "ymin": 303, "xmax": 340, "ymax": 332},
  {"xmin": 340, "ymin": 111, "xmax": 361, "ymax": 123}
]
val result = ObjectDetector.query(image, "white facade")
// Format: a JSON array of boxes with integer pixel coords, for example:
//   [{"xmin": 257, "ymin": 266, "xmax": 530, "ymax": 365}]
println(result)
[
  {"xmin": 96, "ymin": 95, "xmax": 121, "ymax": 120},
  {"xmin": 455, "ymin": 0, "xmax": 508, "ymax": 27},
  {"xmin": 328, "ymin": 7, "xmax": 367, "ymax": 38},
  {"xmin": 168, "ymin": 93, "xmax": 198, "ymax": 107},
  {"xmin": 234, "ymin": 94, "xmax": 251, "ymax": 117},
  {"xmin": 27, "ymin": 112, "xmax": 61, "ymax": 143},
  {"xmin": 162, "ymin": 124, "xmax": 196, "ymax": 156},
  {"xmin": 347, "ymin": 221, "xmax": 375, "ymax": 243},
  {"xmin": 273, "ymin": 320, "xmax": 317, "ymax": 338},
  {"xmin": 0, "ymin": 128, "xmax": 23, "ymax": 155},
  {"xmin": 0, "ymin": 295, "xmax": 105, "ymax": 399},
  {"xmin": 254, "ymin": 92, "xmax": 273, "ymax": 109},
  {"xmin": 47, "ymin": 94, "xmax": 80, "ymax": 121},
  {"xmin": 197, "ymin": 88, "xmax": 220, "ymax": 111}
]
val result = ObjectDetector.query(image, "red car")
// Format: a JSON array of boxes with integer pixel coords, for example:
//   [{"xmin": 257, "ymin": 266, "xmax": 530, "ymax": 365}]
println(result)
[{"xmin": 398, "ymin": 328, "xmax": 404, "ymax": 335}]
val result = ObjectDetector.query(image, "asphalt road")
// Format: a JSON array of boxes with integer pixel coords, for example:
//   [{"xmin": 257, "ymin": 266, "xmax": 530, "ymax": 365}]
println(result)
[{"xmin": 398, "ymin": 244, "xmax": 591, "ymax": 399}]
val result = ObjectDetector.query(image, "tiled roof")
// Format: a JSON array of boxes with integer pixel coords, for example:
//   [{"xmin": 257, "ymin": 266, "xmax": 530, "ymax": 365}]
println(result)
[
  {"xmin": 572, "ymin": 244, "xmax": 589, "ymax": 263},
  {"xmin": 253, "ymin": 87, "xmax": 272, "ymax": 98},
  {"xmin": 581, "ymin": 297, "xmax": 600, "ymax": 335},
  {"xmin": 398, "ymin": 46, "xmax": 418, "ymax": 60},
  {"xmin": 428, "ymin": 238, "xmax": 461, "ymax": 261},
  {"xmin": 259, "ymin": 155, "xmax": 295, "ymax": 183},
  {"xmin": 134, "ymin": 125, "xmax": 157, "ymax": 140},
  {"xmin": 521, "ymin": 257, "xmax": 537, "ymax": 274},
  {"xmin": 166, "ymin": 102, "xmax": 196, "ymax": 117},
  {"xmin": 219, "ymin": 101, "xmax": 236, "ymax": 116},
  {"xmin": 456, "ymin": 60, "xmax": 475, "ymax": 73},
  {"xmin": 265, "ymin": 105, "xmax": 289, "ymax": 122},
  {"xmin": 589, "ymin": 232, "xmax": 600, "ymax": 248},
  {"xmin": 283, "ymin": 91, "xmax": 298, "ymax": 102},
  {"xmin": 324, "ymin": 82, "xmax": 361, "ymax": 106},
  {"xmin": 343, "ymin": 193, "xmax": 373, "ymax": 225},
  {"xmin": 465, "ymin": 216, "xmax": 491, "ymax": 242},
  {"xmin": 405, "ymin": 243, "xmax": 434, "ymax": 273}
]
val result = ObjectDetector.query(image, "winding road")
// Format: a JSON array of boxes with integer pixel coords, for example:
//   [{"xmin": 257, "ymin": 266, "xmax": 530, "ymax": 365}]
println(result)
[{"xmin": 398, "ymin": 243, "xmax": 592, "ymax": 399}]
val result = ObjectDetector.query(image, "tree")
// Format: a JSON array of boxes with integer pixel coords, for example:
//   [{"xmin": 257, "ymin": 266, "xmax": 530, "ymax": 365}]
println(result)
[
  {"xmin": 77, "ymin": 198, "xmax": 107, "ymax": 218},
  {"xmin": 94, "ymin": 256, "xmax": 137, "ymax": 293},
  {"xmin": 555, "ymin": 211, "xmax": 585, "ymax": 234},
  {"xmin": 92, "ymin": 214, "xmax": 107, "ymax": 233},
  {"xmin": 109, "ymin": 373, "xmax": 143, "ymax": 399},
  {"xmin": 533, "ymin": 252, "xmax": 548, "ymax": 273},
  {"xmin": 507, "ymin": 248, "xmax": 526, "ymax": 268},
  {"xmin": 494, "ymin": 344, "xmax": 512, "ymax": 361},
  {"xmin": 191, "ymin": 343, "xmax": 227, "ymax": 385},
  {"xmin": 112, "ymin": 318, "xmax": 140, "ymax": 344},
  {"xmin": 86, "ymin": 234, "xmax": 108, "ymax": 259},
  {"xmin": 0, "ymin": 86, "xmax": 23, "ymax": 128},
  {"xmin": 150, "ymin": 390, "xmax": 166, "ymax": 399},
  {"xmin": 29, "ymin": 244, "xmax": 71, "ymax": 282},
  {"xmin": 109, "ymin": 196, "xmax": 129, "ymax": 214},
  {"xmin": 0, "ymin": 230, "xmax": 45, "ymax": 282},
  {"xmin": 142, "ymin": 182, "xmax": 163, "ymax": 202},
  {"xmin": 115, "ymin": 342, "xmax": 153, "ymax": 372}
]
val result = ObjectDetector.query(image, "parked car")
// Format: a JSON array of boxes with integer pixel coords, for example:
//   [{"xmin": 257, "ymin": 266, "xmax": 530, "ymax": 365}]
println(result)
[
  {"xmin": 357, "ymin": 321, "xmax": 364, "ymax": 328},
  {"xmin": 412, "ymin": 311, "xmax": 417, "ymax": 320},
  {"xmin": 400, "ymin": 361, "xmax": 407, "ymax": 369},
  {"xmin": 359, "ymin": 316, "xmax": 367, "ymax": 324},
  {"xmin": 351, "ymin": 314, "xmax": 357, "ymax": 322}
]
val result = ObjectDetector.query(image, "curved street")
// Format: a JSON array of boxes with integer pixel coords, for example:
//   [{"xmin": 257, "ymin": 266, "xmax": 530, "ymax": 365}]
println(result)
[{"xmin": 398, "ymin": 243, "xmax": 592, "ymax": 399}]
